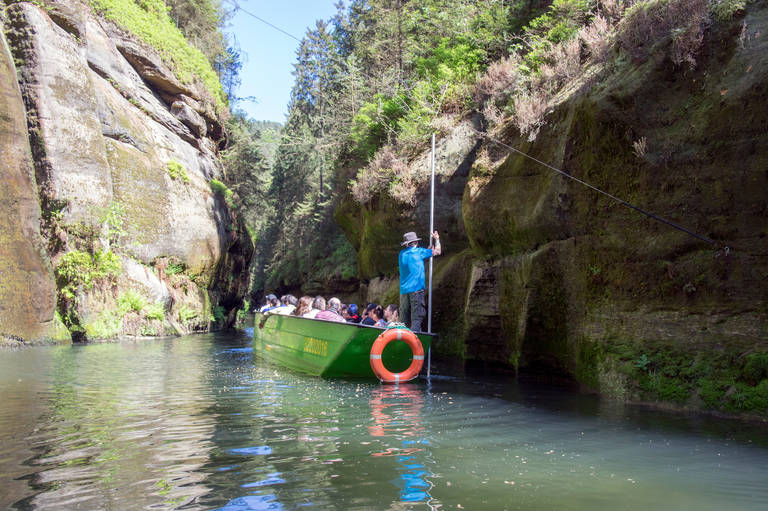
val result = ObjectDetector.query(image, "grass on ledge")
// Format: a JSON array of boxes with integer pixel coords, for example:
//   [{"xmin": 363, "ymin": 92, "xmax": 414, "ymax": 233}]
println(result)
[{"xmin": 89, "ymin": 0, "xmax": 226, "ymax": 111}]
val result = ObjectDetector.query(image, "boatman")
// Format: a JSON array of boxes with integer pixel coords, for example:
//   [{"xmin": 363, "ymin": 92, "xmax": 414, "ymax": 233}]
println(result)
[{"xmin": 398, "ymin": 231, "xmax": 441, "ymax": 332}]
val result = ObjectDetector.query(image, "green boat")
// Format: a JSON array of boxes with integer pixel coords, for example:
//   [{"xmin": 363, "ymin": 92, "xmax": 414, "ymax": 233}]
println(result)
[{"xmin": 253, "ymin": 312, "xmax": 435, "ymax": 380}]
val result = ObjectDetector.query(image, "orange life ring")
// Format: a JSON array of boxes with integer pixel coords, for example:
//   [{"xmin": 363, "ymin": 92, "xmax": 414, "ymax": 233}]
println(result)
[{"xmin": 369, "ymin": 328, "xmax": 424, "ymax": 383}]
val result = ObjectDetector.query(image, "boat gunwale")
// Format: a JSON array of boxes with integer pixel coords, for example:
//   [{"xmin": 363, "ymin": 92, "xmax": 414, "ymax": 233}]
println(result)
[{"xmin": 255, "ymin": 311, "xmax": 437, "ymax": 339}]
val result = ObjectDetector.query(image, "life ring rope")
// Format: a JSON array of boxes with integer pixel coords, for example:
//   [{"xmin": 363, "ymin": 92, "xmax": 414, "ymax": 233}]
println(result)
[{"xmin": 369, "ymin": 327, "xmax": 424, "ymax": 383}]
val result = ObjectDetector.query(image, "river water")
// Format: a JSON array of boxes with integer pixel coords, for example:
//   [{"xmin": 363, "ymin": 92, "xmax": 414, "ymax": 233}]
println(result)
[{"xmin": 1, "ymin": 331, "xmax": 766, "ymax": 510}]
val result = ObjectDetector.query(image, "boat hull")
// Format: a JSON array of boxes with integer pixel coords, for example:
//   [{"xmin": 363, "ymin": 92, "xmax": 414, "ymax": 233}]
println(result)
[{"xmin": 253, "ymin": 313, "xmax": 434, "ymax": 379}]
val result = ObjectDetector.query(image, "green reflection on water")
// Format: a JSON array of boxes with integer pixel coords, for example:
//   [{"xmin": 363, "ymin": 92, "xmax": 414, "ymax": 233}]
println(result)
[{"xmin": 1, "ymin": 332, "xmax": 767, "ymax": 511}]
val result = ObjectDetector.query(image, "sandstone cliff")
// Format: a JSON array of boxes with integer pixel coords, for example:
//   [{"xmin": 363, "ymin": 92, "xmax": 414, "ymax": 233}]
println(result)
[
  {"xmin": 0, "ymin": 1, "xmax": 252, "ymax": 343},
  {"xmin": 337, "ymin": 3, "xmax": 768, "ymax": 415}
]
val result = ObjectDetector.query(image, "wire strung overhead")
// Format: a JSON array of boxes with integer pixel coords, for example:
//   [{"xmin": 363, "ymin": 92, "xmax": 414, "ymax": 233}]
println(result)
[
  {"xmin": 225, "ymin": 0, "xmax": 734, "ymax": 255},
  {"xmin": 225, "ymin": 0, "xmax": 303, "ymax": 43},
  {"xmin": 466, "ymin": 124, "xmax": 729, "ymax": 253}
]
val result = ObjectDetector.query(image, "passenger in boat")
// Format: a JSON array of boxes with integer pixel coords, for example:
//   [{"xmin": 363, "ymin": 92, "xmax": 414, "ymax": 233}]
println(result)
[
  {"xmin": 271, "ymin": 295, "xmax": 297, "ymax": 315},
  {"xmin": 346, "ymin": 303, "xmax": 361, "ymax": 323},
  {"xmin": 259, "ymin": 294, "xmax": 279, "ymax": 313},
  {"xmin": 304, "ymin": 296, "xmax": 326, "ymax": 319},
  {"xmin": 371, "ymin": 305, "xmax": 386, "ymax": 327},
  {"xmin": 384, "ymin": 304, "xmax": 399, "ymax": 325},
  {"xmin": 398, "ymin": 230, "xmax": 441, "ymax": 331},
  {"xmin": 341, "ymin": 304, "xmax": 349, "ymax": 320},
  {"xmin": 315, "ymin": 297, "xmax": 346, "ymax": 323},
  {"xmin": 295, "ymin": 296, "xmax": 313, "ymax": 317},
  {"xmin": 361, "ymin": 303, "xmax": 377, "ymax": 326}
]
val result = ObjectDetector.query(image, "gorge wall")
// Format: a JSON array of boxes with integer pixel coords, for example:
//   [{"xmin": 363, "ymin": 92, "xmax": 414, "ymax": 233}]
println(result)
[
  {"xmin": 0, "ymin": 1, "xmax": 252, "ymax": 343},
  {"xmin": 337, "ymin": 4, "xmax": 768, "ymax": 415}
]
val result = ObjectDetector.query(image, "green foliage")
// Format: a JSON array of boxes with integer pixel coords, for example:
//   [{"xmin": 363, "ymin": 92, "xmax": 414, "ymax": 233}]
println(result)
[
  {"xmin": 604, "ymin": 341, "xmax": 768, "ymax": 415},
  {"xmin": 165, "ymin": 259, "xmax": 185, "ymax": 275},
  {"xmin": 166, "ymin": 160, "xmax": 189, "ymax": 184},
  {"xmin": 144, "ymin": 302, "xmax": 166, "ymax": 321},
  {"xmin": 236, "ymin": 299, "xmax": 250, "ymax": 325},
  {"xmin": 241, "ymin": 0, "xmax": 607, "ymax": 296},
  {"xmin": 520, "ymin": 0, "xmax": 592, "ymax": 71},
  {"xmin": 84, "ymin": 309, "xmax": 123, "ymax": 339},
  {"xmin": 88, "ymin": 0, "xmax": 226, "ymax": 110},
  {"xmin": 350, "ymin": 94, "xmax": 407, "ymax": 160},
  {"xmin": 725, "ymin": 380, "xmax": 768, "ymax": 413},
  {"xmin": 710, "ymin": 0, "xmax": 746, "ymax": 21},
  {"xmin": 212, "ymin": 305, "xmax": 226, "ymax": 324},
  {"xmin": 220, "ymin": 113, "xmax": 273, "ymax": 237},
  {"xmin": 165, "ymin": 0, "xmax": 226, "ymax": 64},
  {"xmin": 313, "ymin": 234, "xmax": 357, "ymax": 281},
  {"xmin": 209, "ymin": 179, "xmax": 234, "ymax": 207},
  {"xmin": 56, "ymin": 250, "xmax": 122, "ymax": 299},
  {"xmin": 412, "ymin": 36, "xmax": 485, "ymax": 83},
  {"xmin": 117, "ymin": 289, "xmax": 146, "ymax": 314},
  {"xmin": 98, "ymin": 201, "xmax": 128, "ymax": 246},
  {"xmin": 633, "ymin": 354, "xmax": 650, "ymax": 371},
  {"xmin": 742, "ymin": 352, "xmax": 768, "ymax": 384},
  {"xmin": 177, "ymin": 304, "xmax": 197, "ymax": 322}
]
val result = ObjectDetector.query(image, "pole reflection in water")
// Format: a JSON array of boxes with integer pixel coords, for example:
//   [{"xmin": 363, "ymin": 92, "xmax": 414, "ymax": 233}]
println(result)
[{"xmin": 368, "ymin": 384, "xmax": 436, "ymax": 506}]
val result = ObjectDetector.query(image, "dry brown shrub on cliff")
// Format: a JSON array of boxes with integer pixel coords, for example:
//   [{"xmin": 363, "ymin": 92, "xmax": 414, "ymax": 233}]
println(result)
[
  {"xmin": 482, "ymin": 102, "xmax": 505, "ymax": 127},
  {"xmin": 350, "ymin": 146, "xmax": 408, "ymax": 204},
  {"xmin": 539, "ymin": 38, "xmax": 582, "ymax": 88},
  {"xmin": 670, "ymin": 18, "xmax": 705, "ymax": 67},
  {"xmin": 633, "ymin": 136, "xmax": 648, "ymax": 157},
  {"xmin": 580, "ymin": 15, "xmax": 613, "ymax": 62},
  {"xmin": 512, "ymin": 91, "xmax": 549, "ymax": 141},
  {"xmin": 388, "ymin": 169, "xmax": 420, "ymax": 206},
  {"xmin": 600, "ymin": 0, "xmax": 631, "ymax": 23},
  {"xmin": 473, "ymin": 55, "xmax": 522, "ymax": 105},
  {"xmin": 617, "ymin": 0, "xmax": 709, "ymax": 67}
]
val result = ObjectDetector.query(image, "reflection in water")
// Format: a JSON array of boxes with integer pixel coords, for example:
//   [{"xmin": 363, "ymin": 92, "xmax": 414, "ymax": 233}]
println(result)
[
  {"xmin": 15, "ymin": 340, "xmax": 218, "ymax": 510},
  {"xmin": 1, "ymin": 334, "xmax": 768, "ymax": 510},
  {"xmin": 369, "ymin": 385, "xmax": 435, "ymax": 506}
]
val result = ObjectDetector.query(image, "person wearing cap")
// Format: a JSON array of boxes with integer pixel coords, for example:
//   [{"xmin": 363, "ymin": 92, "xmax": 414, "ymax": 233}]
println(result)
[
  {"xmin": 271, "ymin": 295, "xmax": 298, "ymax": 315},
  {"xmin": 346, "ymin": 303, "xmax": 361, "ymax": 323},
  {"xmin": 398, "ymin": 230, "xmax": 441, "ymax": 331},
  {"xmin": 259, "ymin": 294, "xmax": 279, "ymax": 313}
]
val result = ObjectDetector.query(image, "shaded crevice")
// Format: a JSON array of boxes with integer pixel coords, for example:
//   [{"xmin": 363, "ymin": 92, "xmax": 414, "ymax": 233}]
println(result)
[{"xmin": 102, "ymin": 130, "xmax": 140, "ymax": 150}]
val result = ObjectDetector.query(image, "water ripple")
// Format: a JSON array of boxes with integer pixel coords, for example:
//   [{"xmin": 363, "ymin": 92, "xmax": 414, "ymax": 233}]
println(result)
[{"xmin": 1, "ymin": 333, "xmax": 767, "ymax": 511}]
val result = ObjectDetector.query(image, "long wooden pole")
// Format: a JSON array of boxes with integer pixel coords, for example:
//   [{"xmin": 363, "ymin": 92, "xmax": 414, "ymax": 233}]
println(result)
[{"xmin": 427, "ymin": 133, "xmax": 435, "ymax": 377}]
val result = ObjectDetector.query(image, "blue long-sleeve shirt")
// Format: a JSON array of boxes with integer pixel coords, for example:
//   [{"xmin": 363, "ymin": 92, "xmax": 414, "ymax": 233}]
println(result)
[{"xmin": 398, "ymin": 246, "xmax": 433, "ymax": 294}]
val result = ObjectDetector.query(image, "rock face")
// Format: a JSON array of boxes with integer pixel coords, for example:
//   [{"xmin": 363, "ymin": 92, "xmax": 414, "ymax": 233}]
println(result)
[
  {"xmin": 0, "ymin": 29, "xmax": 61, "ymax": 343},
  {"xmin": 0, "ymin": 2, "xmax": 252, "ymax": 343},
  {"xmin": 337, "ymin": 6, "xmax": 768, "ymax": 414}
]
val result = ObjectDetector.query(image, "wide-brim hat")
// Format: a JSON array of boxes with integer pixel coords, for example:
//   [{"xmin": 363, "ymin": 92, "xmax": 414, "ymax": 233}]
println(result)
[{"xmin": 401, "ymin": 231, "xmax": 421, "ymax": 245}]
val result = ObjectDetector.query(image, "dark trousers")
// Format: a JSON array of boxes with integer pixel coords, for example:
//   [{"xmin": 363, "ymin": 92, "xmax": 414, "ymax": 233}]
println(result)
[{"xmin": 400, "ymin": 289, "xmax": 426, "ymax": 332}]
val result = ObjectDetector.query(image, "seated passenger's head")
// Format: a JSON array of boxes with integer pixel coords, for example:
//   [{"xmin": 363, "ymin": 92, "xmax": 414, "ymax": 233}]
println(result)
[
  {"xmin": 328, "ymin": 297, "xmax": 341, "ymax": 311},
  {"xmin": 286, "ymin": 295, "xmax": 298, "ymax": 306},
  {"xmin": 372, "ymin": 305, "xmax": 384, "ymax": 321},
  {"xmin": 348, "ymin": 303, "xmax": 358, "ymax": 316},
  {"xmin": 296, "ymin": 296, "xmax": 312, "ymax": 315},
  {"xmin": 312, "ymin": 296, "xmax": 326, "ymax": 311},
  {"xmin": 384, "ymin": 304, "xmax": 398, "ymax": 322}
]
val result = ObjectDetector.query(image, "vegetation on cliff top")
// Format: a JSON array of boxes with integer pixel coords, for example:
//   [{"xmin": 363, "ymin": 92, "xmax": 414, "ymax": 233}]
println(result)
[{"xmin": 88, "ymin": 0, "xmax": 228, "ymax": 109}]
